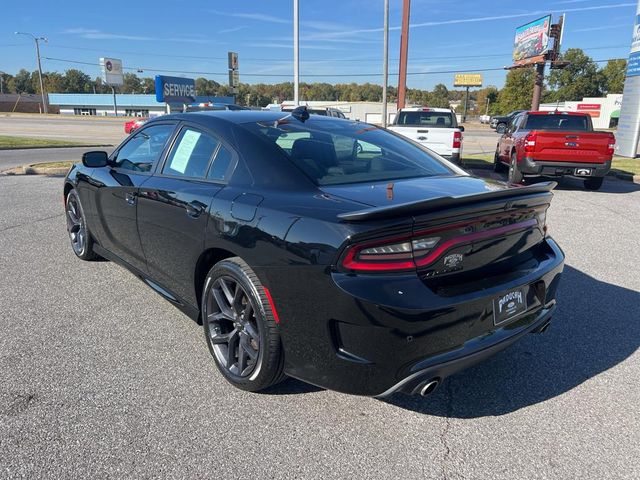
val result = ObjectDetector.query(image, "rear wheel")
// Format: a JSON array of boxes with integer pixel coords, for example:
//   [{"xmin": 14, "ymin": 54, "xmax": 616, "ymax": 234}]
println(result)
[
  {"xmin": 65, "ymin": 189, "xmax": 99, "ymax": 261},
  {"xmin": 508, "ymin": 151, "xmax": 523, "ymax": 184},
  {"xmin": 493, "ymin": 149, "xmax": 507, "ymax": 172},
  {"xmin": 202, "ymin": 257, "xmax": 285, "ymax": 392},
  {"xmin": 584, "ymin": 177, "xmax": 604, "ymax": 191}
]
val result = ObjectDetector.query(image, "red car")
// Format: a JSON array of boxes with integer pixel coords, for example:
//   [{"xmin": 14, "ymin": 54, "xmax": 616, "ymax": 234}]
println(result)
[
  {"xmin": 494, "ymin": 111, "xmax": 615, "ymax": 190},
  {"xmin": 124, "ymin": 117, "xmax": 148, "ymax": 134}
]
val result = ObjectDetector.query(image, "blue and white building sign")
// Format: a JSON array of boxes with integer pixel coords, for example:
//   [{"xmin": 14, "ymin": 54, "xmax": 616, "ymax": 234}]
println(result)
[
  {"xmin": 155, "ymin": 75, "xmax": 196, "ymax": 103},
  {"xmin": 616, "ymin": 1, "xmax": 640, "ymax": 157}
]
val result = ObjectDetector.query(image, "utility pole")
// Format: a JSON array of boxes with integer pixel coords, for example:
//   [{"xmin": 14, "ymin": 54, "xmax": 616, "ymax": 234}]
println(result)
[
  {"xmin": 382, "ymin": 0, "xmax": 389, "ymax": 127},
  {"xmin": 531, "ymin": 63, "xmax": 545, "ymax": 111},
  {"xmin": 0, "ymin": 73, "xmax": 4, "ymax": 94},
  {"xmin": 15, "ymin": 32, "xmax": 48, "ymax": 114},
  {"xmin": 397, "ymin": 0, "xmax": 411, "ymax": 110},
  {"xmin": 293, "ymin": 0, "xmax": 300, "ymax": 106},
  {"xmin": 462, "ymin": 86, "xmax": 470, "ymax": 122}
]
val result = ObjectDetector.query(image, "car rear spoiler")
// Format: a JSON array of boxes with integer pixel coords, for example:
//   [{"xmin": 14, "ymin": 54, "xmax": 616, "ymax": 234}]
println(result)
[{"xmin": 338, "ymin": 181, "xmax": 557, "ymax": 222}]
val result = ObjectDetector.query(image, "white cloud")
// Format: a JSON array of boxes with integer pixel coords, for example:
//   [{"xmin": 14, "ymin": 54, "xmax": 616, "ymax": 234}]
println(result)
[{"xmin": 209, "ymin": 11, "xmax": 288, "ymax": 24}]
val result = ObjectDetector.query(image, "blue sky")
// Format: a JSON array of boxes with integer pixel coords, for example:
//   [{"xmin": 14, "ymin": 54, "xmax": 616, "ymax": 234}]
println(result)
[{"xmin": 0, "ymin": 0, "xmax": 637, "ymax": 90}]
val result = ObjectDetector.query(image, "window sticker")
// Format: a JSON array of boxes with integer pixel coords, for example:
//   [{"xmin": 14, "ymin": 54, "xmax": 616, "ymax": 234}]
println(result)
[{"xmin": 170, "ymin": 129, "xmax": 201, "ymax": 173}]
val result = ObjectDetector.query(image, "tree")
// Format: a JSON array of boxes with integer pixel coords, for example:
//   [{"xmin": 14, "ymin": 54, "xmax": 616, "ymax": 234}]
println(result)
[
  {"xmin": 428, "ymin": 83, "xmax": 450, "ymax": 108},
  {"xmin": 0, "ymin": 73, "xmax": 15, "ymax": 93},
  {"xmin": 600, "ymin": 59, "xmax": 626, "ymax": 94},
  {"xmin": 495, "ymin": 67, "xmax": 535, "ymax": 113},
  {"xmin": 548, "ymin": 48, "xmax": 601, "ymax": 101},
  {"xmin": 475, "ymin": 86, "xmax": 499, "ymax": 115},
  {"xmin": 41, "ymin": 72, "xmax": 65, "ymax": 93},
  {"xmin": 14, "ymin": 69, "xmax": 33, "ymax": 93},
  {"xmin": 121, "ymin": 73, "xmax": 142, "ymax": 94},
  {"xmin": 63, "ymin": 69, "xmax": 92, "ymax": 93}
]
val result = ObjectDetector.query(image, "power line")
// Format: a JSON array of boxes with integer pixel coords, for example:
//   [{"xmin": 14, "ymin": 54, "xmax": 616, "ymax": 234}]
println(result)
[{"xmin": 41, "ymin": 55, "xmax": 626, "ymax": 78}]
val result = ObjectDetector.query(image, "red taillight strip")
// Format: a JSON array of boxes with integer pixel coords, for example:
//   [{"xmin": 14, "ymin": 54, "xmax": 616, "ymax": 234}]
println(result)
[
  {"xmin": 342, "ymin": 247, "xmax": 415, "ymax": 271},
  {"xmin": 263, "ymin": 287, "xmax": 281, "ymax": 324},
  {"xmin": 414, "ymin": 218, "xmax": 538, "ymax": 268}
]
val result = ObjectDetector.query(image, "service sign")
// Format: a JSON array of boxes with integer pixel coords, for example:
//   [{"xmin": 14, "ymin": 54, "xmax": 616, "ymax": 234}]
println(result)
[
  {"xmin": 155, "ymin": 75, "xmax": 196, "ymax": 103},
  {"xmin": 100, "ymin": 57, "xmax": 124, "ymax": 87},
  {"xmin": 513, "ymin": 15, "xmax": 551, "ymax": 64},
  {"xmin": 454, "ymin": 73, "xmax": 483, "ymax": 87},
  {"xmin": 616, "ymin": 7, "xmax": 640, "ymax": 157}
]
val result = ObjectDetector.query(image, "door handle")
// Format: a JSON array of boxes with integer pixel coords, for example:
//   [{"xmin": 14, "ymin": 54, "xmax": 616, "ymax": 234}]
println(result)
[
  {"xmin": 126, "ymin": 192, "xmax": 137, "ymax": 206},
  {"xmin": 185, "ymin": 201, "xmax": 205, "ymax": 218}
]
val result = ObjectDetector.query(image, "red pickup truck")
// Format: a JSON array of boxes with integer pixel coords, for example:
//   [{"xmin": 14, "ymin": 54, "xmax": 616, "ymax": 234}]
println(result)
[{"xmin": 494, "ymin": 111, "xmax": 615, "ymax": 190}]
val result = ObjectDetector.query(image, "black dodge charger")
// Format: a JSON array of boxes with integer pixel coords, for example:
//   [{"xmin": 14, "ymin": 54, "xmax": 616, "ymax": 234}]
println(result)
[{"xmin": 64, "ymin": 109, "xmax": 564, "ymax": 397}]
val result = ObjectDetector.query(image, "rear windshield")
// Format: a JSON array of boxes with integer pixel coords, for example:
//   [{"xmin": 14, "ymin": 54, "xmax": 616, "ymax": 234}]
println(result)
[
  {"xmin": 524, "ymin": 114, "xmax": 591, "ymax": 131},
  {"xmin": 242, "ymin": 117, "xmax": 454, "ymax": 186},
  {"xmin": 395, "ymin": 111, "xmax": 456, "ymax": 127}
]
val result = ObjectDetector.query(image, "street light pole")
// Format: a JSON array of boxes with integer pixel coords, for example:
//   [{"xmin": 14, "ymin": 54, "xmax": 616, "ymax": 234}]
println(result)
[
  {"xmin": 382, "ymin": 0, "xmax": 389, "ymax": 128},
  {"xmin": 15, "ymin": 31, "xmax": 48, "ymax": 114},
  {"xmin": 293, "ymin": 0, "xmax": 300, "ymax": 106}
]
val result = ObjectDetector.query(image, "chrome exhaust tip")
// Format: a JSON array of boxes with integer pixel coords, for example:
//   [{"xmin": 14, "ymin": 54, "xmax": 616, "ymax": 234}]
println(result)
[{"xmin": 419, "ymin": 379, "xmax": 440, "ymax": 397}]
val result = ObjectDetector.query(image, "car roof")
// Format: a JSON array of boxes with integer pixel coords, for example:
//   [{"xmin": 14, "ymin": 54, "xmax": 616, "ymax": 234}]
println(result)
[
  {"xmin": 149, "ymin": 109, "xmax": 351, "ymax": 125},
  {"xmin": 527, "ymin": 111, "xmax": 590, "ymax": 116},
  {"xmin": 398, "ymin": 107, "xmax": 453, "ymax": 112}
]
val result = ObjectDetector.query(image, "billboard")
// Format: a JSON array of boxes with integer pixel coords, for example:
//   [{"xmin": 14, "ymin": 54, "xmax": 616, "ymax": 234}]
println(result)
[
  {"xmin": 615, "ymin": 4, "xmax": 640, "ymax": 157},
  {"xmin": 154, "ymin": 75, "xmax": 196, "ymax": 103},
  {"xmin": 453, "ymin": 73, "xmax": 482, "ymax": 87},
  {"xmin": 99, "ymin": 57, "xmax": 124, "ymax": 87},
  {"xmin": 513, "ymin": 15, "xmax": 551, "ymax": 65}
]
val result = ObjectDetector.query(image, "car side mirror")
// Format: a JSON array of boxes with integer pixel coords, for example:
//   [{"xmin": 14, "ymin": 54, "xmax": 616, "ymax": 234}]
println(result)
[
  {"xmin": 82, "ymin": 151, "xmax": 109, "ymax": 168},
  {"xmin": 458, "ymin": 125, "xmax": 465, "ymax": 132}
]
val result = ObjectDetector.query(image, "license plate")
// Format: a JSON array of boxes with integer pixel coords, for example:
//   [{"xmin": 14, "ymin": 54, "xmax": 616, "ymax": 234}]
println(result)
[
  {"xmin": 493, "ymin": 288, "xmax": 527, "ymax": 325},
  {"xmin": 575, "ymin": 168, "xmax": 592, "ymax": 176}
]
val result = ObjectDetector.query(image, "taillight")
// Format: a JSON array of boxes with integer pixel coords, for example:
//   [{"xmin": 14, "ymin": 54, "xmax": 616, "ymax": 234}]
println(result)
[
  {"xmin": 607, "ymin": 134, "xmax": 616, "ymax": 156},
  {"xmin": 342, "ymin": 235, "xmax": 440, "ymax": 272},
  {"xmin": 524, "ymin": 131, "xmax": 537, "ymax": 153},
  {"xmin": 453, "ymin": 131, "xmax": 462, "ymax": 149}
]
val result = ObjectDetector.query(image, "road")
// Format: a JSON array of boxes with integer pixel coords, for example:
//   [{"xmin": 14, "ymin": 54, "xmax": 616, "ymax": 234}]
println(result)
[{"xmin": 0, "ymin": 173, "xmax": 638, "ymax": 479}]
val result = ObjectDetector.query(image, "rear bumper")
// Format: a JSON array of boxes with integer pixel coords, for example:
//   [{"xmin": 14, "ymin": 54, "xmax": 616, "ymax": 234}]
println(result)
[
  {"xmin": 520, "ymin": 158, "xmax": 611, "ymax": 178},
  {"xmin": 259, "ymin": 237, "xmax": 565, "ymax": 396}
]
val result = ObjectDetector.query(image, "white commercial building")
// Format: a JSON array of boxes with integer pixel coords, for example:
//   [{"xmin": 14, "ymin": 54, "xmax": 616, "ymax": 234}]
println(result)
[{"xmin": 539, "ymin": 94, "xmax": 622, "ymax": 129}]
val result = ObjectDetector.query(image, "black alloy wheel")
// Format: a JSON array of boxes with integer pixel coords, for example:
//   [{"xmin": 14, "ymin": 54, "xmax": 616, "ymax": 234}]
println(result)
[
  {"xmin": 508, "ymin": 151, "xmax": 524, "ymax": 184},
  {"xmin": 66, "ymin": 189, "xmax": 98, "ymax": 261},
  {"xmin": 202, "ymin": 257, "xmax": 285, "ymax": 391},
  {"xmin": 496, "ymin": 123, "xmax": 507, "ymax": 134}
]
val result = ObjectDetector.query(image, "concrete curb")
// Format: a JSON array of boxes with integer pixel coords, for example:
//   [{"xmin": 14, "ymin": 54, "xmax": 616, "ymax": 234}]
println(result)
[
  {"xmin": 0, "ymin": 144, "xmax": 111, "ymax": 151},
  {"xmin": 2, "ymin": 163, "xmax": 73, "ymax": 176}
]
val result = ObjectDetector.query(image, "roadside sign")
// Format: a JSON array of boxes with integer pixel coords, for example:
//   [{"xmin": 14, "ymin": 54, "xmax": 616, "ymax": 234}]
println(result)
[
  {"xmin": 513, "ymin": 15, "xmax": 551, "ymax": 66},
  {"xmin": 228, "ymin": 52, "xmax": 238, "ymax": 70},
  {"xmin": 154, "ymin": 75, "xmax": 196, "ymax": 103},
  {"xmin": 453, "ymin": 73, "xmax": 483, "ymax": 87},
  {"xmin": 100, "ymin": 57, "xmax": 124, "ymax": 87}
]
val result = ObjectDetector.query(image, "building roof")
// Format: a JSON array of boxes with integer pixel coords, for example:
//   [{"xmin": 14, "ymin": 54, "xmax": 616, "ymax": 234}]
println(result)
[{"xmin": 48, "ymin": 93, "xmax": 234, "ymax": 107}]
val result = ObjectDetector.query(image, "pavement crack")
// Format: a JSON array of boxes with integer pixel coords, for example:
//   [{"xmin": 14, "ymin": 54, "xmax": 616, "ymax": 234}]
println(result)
[
  {"xmin": 440, "ymin": 381, "xmax": 456, "ymax": 480},
  {"xmin": 0, "ymin": 213, "xmax": 64, "ymax": 234}
]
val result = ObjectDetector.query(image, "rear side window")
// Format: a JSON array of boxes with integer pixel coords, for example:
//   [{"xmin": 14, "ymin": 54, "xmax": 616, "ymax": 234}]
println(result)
[
  {"xmin": 207, "ymin": 145, "xmax": 234, "ymax": 181},
  {"xmin": 163, "ymin": 127, "xmax": 219, "ymax": 178},
  {"xmin": 524, "ymin": 114, "xmax": 590, "ymax": 131},
  {"xmin": 396, "ymin": 111, "xmax": 455, "ymax": 127},
  {"xmin": 113, "ymin": 124, "xmax": 175, "ymax": 172}
]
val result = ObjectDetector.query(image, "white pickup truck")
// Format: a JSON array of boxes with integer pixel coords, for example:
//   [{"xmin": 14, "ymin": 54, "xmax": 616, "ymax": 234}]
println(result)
[{"xmin": 387, "ymin": 107, "xmax": 463, "ymax": 164}]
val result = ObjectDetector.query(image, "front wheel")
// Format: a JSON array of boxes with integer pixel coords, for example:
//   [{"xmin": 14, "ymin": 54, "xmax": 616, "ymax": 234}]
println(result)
[
  {"xmin": 66, "ymin": 189, "xmax": 99, "ymax": 261},
  {"xmin": 494, "ymin": 149, "xmax": 507, "ymax": 172},
  {"xmin": 508, "ymin": 152, "xmax": 524, "ymax": 184},
  {"xmin": 202, "ymin": 257, "xmax": 285, "ymax": 392},
  {"xmin": 496, "ymin": 123, "xmax": 507, "ymax": 134},
  {"xmin": 584, "ymin": 177, "xmax": 604, "ymax": 191}
]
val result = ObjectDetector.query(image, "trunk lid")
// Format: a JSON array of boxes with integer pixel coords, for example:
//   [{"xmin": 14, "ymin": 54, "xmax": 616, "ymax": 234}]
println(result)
[{"xmin": 532, "ymin": 131, "xmax": 613, "ymax": 164}]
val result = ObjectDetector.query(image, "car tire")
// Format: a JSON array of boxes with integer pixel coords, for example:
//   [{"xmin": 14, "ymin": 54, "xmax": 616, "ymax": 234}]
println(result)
[
  {"xmin": 508, "ymin": 151, "xmax": 523, "ymax": 184},
  {"xmin": 496, "ymin": 123, "xmax": 507, "ymax": 134},
  {"xmin": 65, "ymin": 189, "xmax": 99, "ymax": 261},
  {"xmin": 584, "ymin": 177, "xmax": 604, "ymax": 191},
  {"xmin": 202, "ymin": 257, "xmax": 286, "ymax": 392},
  {"xmin": 493, "ymin": 149, "xmax": 507, "ymax": 172}
]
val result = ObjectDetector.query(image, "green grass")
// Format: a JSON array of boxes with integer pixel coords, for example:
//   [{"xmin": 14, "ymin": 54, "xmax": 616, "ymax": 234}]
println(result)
[
  {"xmin": 463, "ymin": 153, "xmax": 640, "ymax": 176},
  {"xmin": 29, "ymin": 161, "xmax": 75, "ymax": 169},
  {"xmin": 0, "ymin": 136, "xmax": 87, "ymax": 149}
]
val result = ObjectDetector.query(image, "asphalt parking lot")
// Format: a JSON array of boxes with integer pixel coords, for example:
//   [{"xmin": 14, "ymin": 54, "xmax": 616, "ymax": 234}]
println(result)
[{"xmin": 1, "ymin": 172, "xmax": 639, "ymax": 479}]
